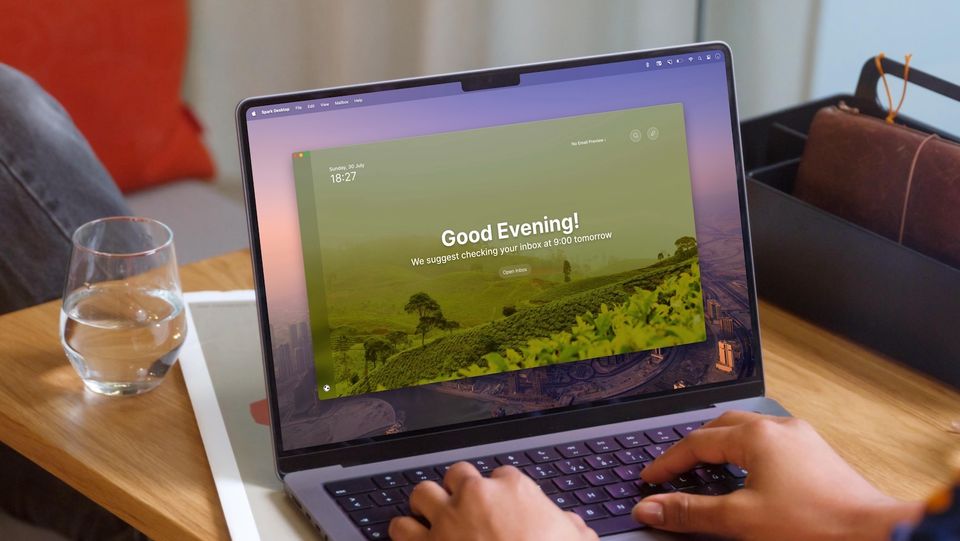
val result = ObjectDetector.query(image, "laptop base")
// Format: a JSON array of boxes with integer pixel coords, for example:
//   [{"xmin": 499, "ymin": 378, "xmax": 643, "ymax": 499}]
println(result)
[{"xmin": 287, "ymin": 396, "xmax": 788, "ymax": 540}]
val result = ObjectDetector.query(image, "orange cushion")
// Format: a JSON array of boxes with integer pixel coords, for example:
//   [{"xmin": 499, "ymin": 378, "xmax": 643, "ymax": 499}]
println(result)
[
  {"xmin": 0, "ymin": 1, "xmax": 215, "ymax": 192},
  {"xmin": 249, "ymin": 398, "xmax": 269, "ymax": 426}
]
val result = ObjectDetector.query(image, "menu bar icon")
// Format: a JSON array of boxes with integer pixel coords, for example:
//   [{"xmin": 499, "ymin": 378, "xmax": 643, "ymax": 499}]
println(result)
[{"xmin": 639, "ymin": 50, "xmax": 724, "ymax": 74}]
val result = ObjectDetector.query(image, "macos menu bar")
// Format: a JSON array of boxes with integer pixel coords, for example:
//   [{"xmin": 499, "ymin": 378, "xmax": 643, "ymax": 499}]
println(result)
[{"xmin": 245, "ymin": 49, "xmax": 724, "ymax": 122}]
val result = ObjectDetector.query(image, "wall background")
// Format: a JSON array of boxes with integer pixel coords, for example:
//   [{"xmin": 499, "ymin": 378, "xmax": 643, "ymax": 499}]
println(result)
[{"xmin": 182, "ymin": 0, "xmax": 958, "ymax": 189}]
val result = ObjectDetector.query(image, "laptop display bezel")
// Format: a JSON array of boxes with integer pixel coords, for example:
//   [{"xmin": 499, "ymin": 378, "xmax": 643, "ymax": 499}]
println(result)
[{"xmin": 235, "ymin": 41, "xmax": 765, "ymax": 476}]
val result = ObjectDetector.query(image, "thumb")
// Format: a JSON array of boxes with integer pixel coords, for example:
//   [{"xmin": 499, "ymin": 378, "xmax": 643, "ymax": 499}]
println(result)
[{"xmin": 633, "ymin": 492, "xmax": 738, "ymax": 536}]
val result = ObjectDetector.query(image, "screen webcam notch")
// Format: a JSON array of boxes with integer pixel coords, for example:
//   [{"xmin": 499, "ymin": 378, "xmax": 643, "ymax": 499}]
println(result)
[{"xmin": 460, "ymin": 72, "xmax": 520, "ymax": 92}]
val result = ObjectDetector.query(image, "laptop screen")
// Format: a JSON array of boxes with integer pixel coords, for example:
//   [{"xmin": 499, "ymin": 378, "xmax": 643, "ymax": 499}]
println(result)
[{"xmin": 242, "ymin": 47, "xmax": 759, "ymax": 453}]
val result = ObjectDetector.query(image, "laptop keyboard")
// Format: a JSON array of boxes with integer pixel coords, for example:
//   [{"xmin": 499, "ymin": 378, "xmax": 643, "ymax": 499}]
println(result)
[{"xmin": 325, "ymin": 419, "xmax": 747, "ymax": 539}]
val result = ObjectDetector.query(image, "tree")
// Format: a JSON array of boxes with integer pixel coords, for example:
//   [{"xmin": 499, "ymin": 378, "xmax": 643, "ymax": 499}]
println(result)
[
  {"xmin": 562, "ymin": 259, "xmax": 572, "ymax": 283},
  {"xmin": 385, "ymin": 330, "xmax": 409, "ymax": 349},
  {"xmin": 657, "ymin": 252, "xmax": 664, "ymax": 261},
  {"xmin": 363, "ymin": 337, "xmax": 395, "ymax": 367},
  {"xmin": 362, "ymin": 337, "xmax": 396, "ymax": 390},
  {"xmin": 502, "ymin": 305, "xmax": 517, "ymax": 317},
  {"xmin": 414, "ymin": 313, "xmax": 443, "ymax": 345},
  {"xmin": 404, "ymin": 292, "xmax": 443, "ymax": 345},
  {"xmin": 439, "ymin": 319, "xmax": 460, "ymax": 334},
  {"xmin": 334, "ymin": 335, "xmax": 351, "ymax": 363},
  {"xmin": 404, "ymin": 292, "xmax": 440, "ymax": 319},
  {"xmin": 674, "ymin": 236, "xmax": 697, "ymax": 258}
]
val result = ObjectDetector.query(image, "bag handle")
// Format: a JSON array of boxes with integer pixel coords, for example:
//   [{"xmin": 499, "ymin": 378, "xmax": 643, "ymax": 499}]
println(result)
[{"xmin": 856, "ymin": 56, "xmax": 960, "ymax": 104}]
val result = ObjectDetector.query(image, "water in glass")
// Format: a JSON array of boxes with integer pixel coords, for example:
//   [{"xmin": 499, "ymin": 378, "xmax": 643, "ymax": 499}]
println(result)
[{"xmin": 61, "ymin": 283, "xmax": 185, "ymax": 395}]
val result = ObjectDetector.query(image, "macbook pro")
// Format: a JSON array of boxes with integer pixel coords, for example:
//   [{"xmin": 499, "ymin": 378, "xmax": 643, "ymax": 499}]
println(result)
[{"xmin": 236, "ymin": 42, "xmax": 787, "ymax": 540}]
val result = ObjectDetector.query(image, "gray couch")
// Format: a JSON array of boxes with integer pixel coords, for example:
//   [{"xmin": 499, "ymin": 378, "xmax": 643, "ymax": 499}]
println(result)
[{"xmin": 125, "ymin": 181, "xmax": 249, "ymax": 265}]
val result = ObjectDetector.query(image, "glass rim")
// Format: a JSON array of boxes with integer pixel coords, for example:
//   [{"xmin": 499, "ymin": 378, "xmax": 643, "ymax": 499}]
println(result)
[{"xmin": 71, "ymin": 216, "xmax": 174, "ymax": 258}]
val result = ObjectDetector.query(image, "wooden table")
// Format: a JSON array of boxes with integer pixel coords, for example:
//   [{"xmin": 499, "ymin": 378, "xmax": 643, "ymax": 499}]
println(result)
[{"xmin": 1, "ymin": 250, "xmax": 958, "ymax": 540}]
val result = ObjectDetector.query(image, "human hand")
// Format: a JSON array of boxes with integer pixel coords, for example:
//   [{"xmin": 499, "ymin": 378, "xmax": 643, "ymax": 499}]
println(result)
[
  {"xmin": 633, "ymin": 411, "xmax": 924, "ymax": 540},
  {"xmin": 389, "ymin": 461, "xmax": 598, "ymax": 541}
]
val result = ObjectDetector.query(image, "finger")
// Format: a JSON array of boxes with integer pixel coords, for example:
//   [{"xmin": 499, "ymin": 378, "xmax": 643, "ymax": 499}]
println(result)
[
  {"xmin": 490, "ymin": 464, "xmax": 523, "ymax": 480},
  {"xmin": 702, "ymin": 410, "xmax": 767, "ymax": 429},
  {"xmin": 565, "ymin": 511, "xmax": 599, "ymax": 540},
  {"xmin": 633, "ymin": 492, "xmax": 742, "ymax": 536},
  {"xmin": 641, "ymin": 426, "xmax": 745, "ymax": 483},
  {"xmin": 443, "ymin": 461, "xmax": 483, "ymax": 494},
  {"xmin": 565, "ymin": 510, "xmax": 590, "ymax": 532},
  {"xmin": 388, "ymin": 516, "xmax": 429, "ymax": 541},
  {"xmin": 408, "ymin": 480, "xmax": 449, "ymax": 520}
]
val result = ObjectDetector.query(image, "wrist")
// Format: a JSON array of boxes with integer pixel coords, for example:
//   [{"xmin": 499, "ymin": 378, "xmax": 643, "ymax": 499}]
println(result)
[{"xmin": 846, "ymin": 498, "xmax": 925, "ymax": 541}]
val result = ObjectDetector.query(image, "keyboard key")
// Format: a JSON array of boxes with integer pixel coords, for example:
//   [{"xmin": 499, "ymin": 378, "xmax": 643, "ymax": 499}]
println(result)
[
  {"xmin": 369, "ymin": 489, "xmax": 403, "ymax": 507},
  {"xmin": 573, "ymin": 504, "xmax": 609, "ymax": 521},
  {"xmin": 604, "ymin": 499, "xmax": 634, "ymax": 516},
  {"xmin": 644, "ymin": 428, "xmax": 680, "ymax": 443},
  {"xmin": 614, "ymin": 449, "xmax": 646, "ymax": 465},
  {"xmin": 495, "ymin": 452, "xmax": 531, "ymax": 467},
  {"xmin": 554, "ymin": 474, "xmax": 588, "ymax": 491},
  {"xmin": 615, "ymin": 432, "xmax": 649, "ymax": 448},
  {"xmin": 590, "ymin": 514, "xmax": 644, "ymax": 536},
  {"xmin": 584, "ymin": 470, "xmax": 618, "ymax": 486},
  {"xmin": 469, "ymin": 457, "xmax": 497, "ymax": 473},
  {"xmin": 555, "ymin": 458, "xmax": 590, "ymax": 474},
  {"xmin": 557, "ymin": 442, "xmax": 591, "ymax": 458},
  {"xmin": 372, "ymin": 473, "xmax": 408, "ymax": 489},
  {"xmin": 694, "ymin": 466, "xmax": 727, "ymax": 484},
  {"xmin": 605, "ymin": 482, "xmax": 640, "ymax": 499},
  {"xmin": 524, "ymin": 464, "xmax": 560, "ymax": 479},
  {"xmin": 612, "ymin": 465, "xmax": 641, "ymax": 481},
  {"xmin": 327, "ymin": 478, "xmax": 376, "ymax": 497},
  {"xmin": 527, "ymin": 447, "xmax": 560, "ymax": 463},
  {"xmin": 434, "ymin": 464, "xmax": 454, "ymax": 477},
  {"xmin": 725, "ymin": 464, "xmax": 749, "ymax": 478},
  {"xmin": 636, "ymin": 482, "xmax": 675, "ymax": 498},
  {"xmin": 362, "ymin": 523, "xmax": 390, "ymax": 540},
  {"xmin": 683, "ymin": 482, "xmax": 730, "ymax": 496},
  {"xmin": 725, "ymin": 476, "xmax": 746, "ymax": 491},
  {"xmin": 671, "ymin": 471, "xmax": 702, "ymax": 489},
  {"xmin": 585, "ymin": 453, "xmax": 619, "ymax": 469},
  {"xmin": 586, "ymin": 438, "xmax": 621, "ymax": 453},
  {"xmin": 642, "ymin": 443, "xmax": 673, "ymax": 459},
  {"xmin": 337, "ymin": 494, "xmax": 373, "ymax": 511},
  {"xmin": 538, "ymin": 480, "xmax": 559, "ymax": 494},
  {"xmin": 549, "ymin": 493, "xmax": 578, "ymax": 508},
  {"xmin": 349, "ymin": 506, "xmax": 400, "ymax": 526},
  {"xmin": 575, "ymin": 487, "xmax": 610, "ymax": 504},
  {"xmin": 403, "ymin": 468, "xmax": 439, "ymax": 484},
  {"xmin": 672, "ymin": 422, "xmax": 702, "ymax": 437}
]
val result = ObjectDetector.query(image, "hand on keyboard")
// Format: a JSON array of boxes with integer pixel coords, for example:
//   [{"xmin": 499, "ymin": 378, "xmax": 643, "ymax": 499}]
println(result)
[
  {"xmin": 389, "ymin": 461, "xmax": 597, "ymax": 541},
  {"xmin": 634, "ymin": 411, "xmax": 924, "ymax": 541}
]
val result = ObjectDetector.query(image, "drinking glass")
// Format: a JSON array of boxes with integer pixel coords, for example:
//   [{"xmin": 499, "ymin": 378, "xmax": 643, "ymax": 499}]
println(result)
[{"xmin": 60, "ymin": 217, "xmax": 186, "ymax": 396}]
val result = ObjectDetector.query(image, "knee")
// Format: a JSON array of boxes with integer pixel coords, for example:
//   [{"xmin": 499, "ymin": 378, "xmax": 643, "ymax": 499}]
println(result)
[
  {"xmin": 0, "ymin": 63, "xmax": 30, "ymax": 91},
  {"xmin": 0, "ymin": 64, "xmax": 50, "ymax": 109},
  {"xmin": 0, "ymin": 64, "xmax": 70, "ymax": 131},
  {"xmin": 0, "ymin": 64, "xmax": 85, "ymax": 160},
  {"xmin": 0, "ymin": 63, "xmax": 29, "ymax": 86}
]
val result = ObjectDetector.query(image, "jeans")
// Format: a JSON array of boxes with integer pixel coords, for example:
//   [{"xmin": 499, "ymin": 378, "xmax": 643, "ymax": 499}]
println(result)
[
  {"xmin": 0, "ymin": 64, "xmax": 144, "ymax": 540},
  {"xmin": 0, "ymin": 63, "xmax": 131, "ymax": 314}
]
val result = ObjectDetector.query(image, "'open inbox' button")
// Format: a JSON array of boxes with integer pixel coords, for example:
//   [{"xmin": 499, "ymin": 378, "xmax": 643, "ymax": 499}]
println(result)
[{"xmin": 499, "ymin": 264, "xmax": 531, "ymax": 278}]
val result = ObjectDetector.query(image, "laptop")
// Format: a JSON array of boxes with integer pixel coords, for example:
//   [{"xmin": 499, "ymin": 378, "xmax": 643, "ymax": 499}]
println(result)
[{"xmin": 236, "ymin": 41, "xmax": 788, "ymax": 540}]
